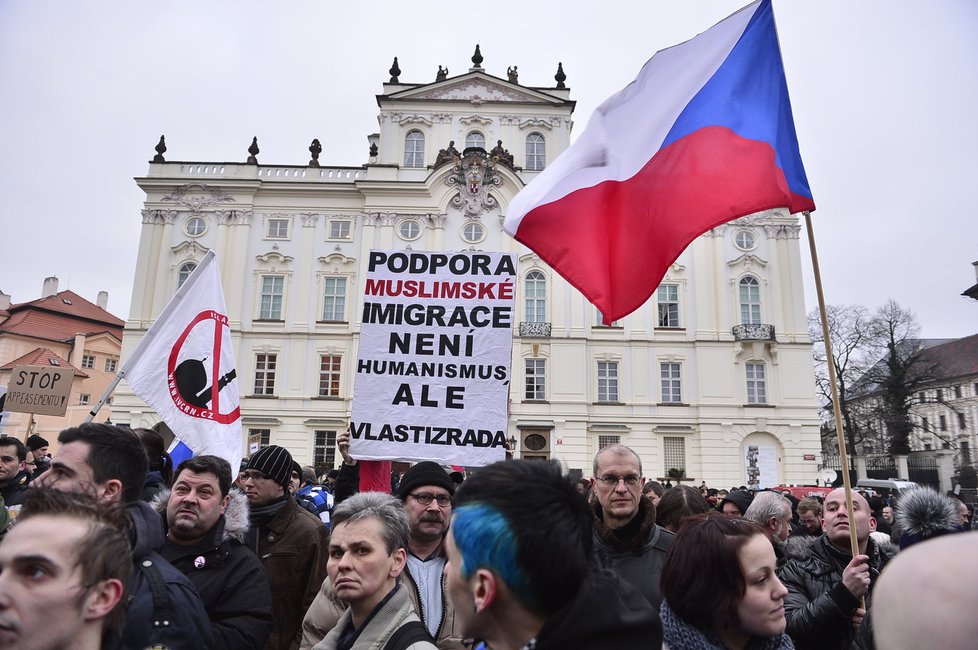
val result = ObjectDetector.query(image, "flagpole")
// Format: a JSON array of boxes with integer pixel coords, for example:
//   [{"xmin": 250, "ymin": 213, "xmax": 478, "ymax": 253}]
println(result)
[
  {"xmin": 84, "ymin": 250, "xmax": 217, "ymax": 424},
  {"xmin": 804, "ymin": 212, "xmax": 862, "ymax": 571}
]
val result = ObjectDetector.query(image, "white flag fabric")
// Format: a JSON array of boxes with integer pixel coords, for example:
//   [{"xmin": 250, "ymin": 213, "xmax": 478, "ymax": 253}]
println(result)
[{"xmin": 123, "ymin": 251, "xmax": 242, "ymax": 473}]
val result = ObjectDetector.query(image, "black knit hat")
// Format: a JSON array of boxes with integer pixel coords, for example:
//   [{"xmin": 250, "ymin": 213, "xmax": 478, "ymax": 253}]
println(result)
[
  {"xmin": 720, "ymin": 489, "xmax": 755, "ymax": 515},
  {"xmin": 396, "ymin": 461, "xmax": 455, "ymax": 501},
  {"xmin": 245, "ymin": 445, "xmax": 294, "ymax": 489},
  {"xmin": 26, "ymin": 434, "xmax": 49, "ymax": 452}
]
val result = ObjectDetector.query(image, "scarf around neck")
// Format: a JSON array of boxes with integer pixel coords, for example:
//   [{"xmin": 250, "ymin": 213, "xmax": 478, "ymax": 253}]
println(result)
[{"xmin": 660, "ymin": 601, "xmax": 794, "ymax": 650}]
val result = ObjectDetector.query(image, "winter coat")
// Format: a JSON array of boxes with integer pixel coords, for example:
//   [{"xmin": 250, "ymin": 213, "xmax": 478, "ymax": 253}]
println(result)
[
  {"xmin": 591, "ymin": 496, "xmax": 675, "ymax": 613},
  {"xmin": 155, "ymin": 488, "xmax": 275, "ymax": 650},
  {"xmin": 300, "ymin": 553, "xmax": 465, "ymax": 650},
  {"xmin": 778, "ymin": 534, "xmax": 890, "ymax": 650},
  {"xmin": 108, "ymin": 500, "xmax": 214, "ymax": 650},
  {"xmin": 530, "ymin": 565, "xmax": 663, "ymax": 650},
  {"xmin": 0, "ymin": 469, "xmax": 30, "ymax": 506},
  {"xmin": 313, "ymin": 584, "xmax": 437, "ymax": 650},
  {"xmin": 250, "ymin": 497, "xmax": 331, "ymax": 650}
]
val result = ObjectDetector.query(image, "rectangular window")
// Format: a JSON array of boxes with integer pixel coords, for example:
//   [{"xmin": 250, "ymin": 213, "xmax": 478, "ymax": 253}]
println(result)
[
  {"xmin": 254, "ymin": 354, "xmax": 277, "ymax": 395},
  {"xmin": 314, "ymin": 430, "xmax": 337, "ymax": 470},
  {"xmin": 596, "ymin": 312, "xmax": 619, "ymax": 327},
  {"xmin": 266, "ymin": 218, "xmax": 290, "ymax": 239},
  {"xmin": 81, "ymin": 354, "xmax": 96, "ymax": 370},
  {"xmin": 936, "ymin": 389, "xmax": 944, "ymax": 402},
  {"xmin": 328, "ymin": 220, "xmax": 352, "ymax": 240},
  {"xmin": 597, "ymin": 361, "xmax": 619, "ymax": 403},
  {"xmin": 663, "ymin": 437, "xmax": 686, "ymax": 477},
  {"xmin": 918, "ymin": 391, "xmax": 927, "ymax": 403},
  {"xmin": 746, "ymin": 362, "xmax": 767, "ymax": 404},
  {"xmin": 78, "ymin": 393, "xmax": 90, "ymax": 405},
  {"xmin": 259, "ymin": 276, "xmax": 284, "ymax": 320},
  {"xmin": 248, "ymin": 428, "xmax": 271, "ymax": 450},
  {"xmin": 318, "ymin": 355, "xmax": 341, "ymax": 397},
  {"xmin": 922, "ymin": 416, "xmax": 929, "ymax": 431},
  {"xmin": 959, "ymin": 413, "xmax": 967, "ymax": 430},
  {"xmin": 660, "ymin": 362, "xmax": 682, "ymax": 403},
  {"xmin": 322, "ymin": 277, "xmax": 347, "ymax": 322},
  {"xmin": 525, "ymin": 359, "xmax": 546, "ymax": 400},
  {"xmin": 940, "ymin": 415, "xmax": 948, "ymax": 431},
  {"xmin": 597, "ymin": 435, "xmax": 620, "ymax": 450},
  {"xmin": 962, "ymin": 441, "xmax": 972, "ymax": 465},
  {"xmin": 104, "ymin": 357, "xmax": 118, "ymax": 373},
  {"xmin": 657, "ymin": 284, "xmax": 680, "ymax": 327},
  {"xmin": 954, "ymin": 385, "xmax": 962, "ymax": 399}
]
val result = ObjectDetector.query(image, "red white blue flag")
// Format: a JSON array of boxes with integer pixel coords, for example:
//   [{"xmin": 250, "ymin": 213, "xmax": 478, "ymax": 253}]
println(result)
[{"xmin": 504, "ymin": 0, "xmax": 814, "ymax": 323}]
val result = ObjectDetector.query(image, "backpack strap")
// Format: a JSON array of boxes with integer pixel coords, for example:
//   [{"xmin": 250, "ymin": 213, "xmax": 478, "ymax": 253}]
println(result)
[
  {"xmin": 385, "ymin": 620, "xmax": 433, "ymax": 650},
  {"xmin": 139, "ymin": 555, "xmax": 175, "ymax": 630}
]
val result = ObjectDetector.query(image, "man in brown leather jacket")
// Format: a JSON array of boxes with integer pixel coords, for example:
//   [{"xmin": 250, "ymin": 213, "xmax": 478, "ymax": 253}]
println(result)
[{"xmin": 243, "ymin": 445, "xmax": 329, "ymax": 650}]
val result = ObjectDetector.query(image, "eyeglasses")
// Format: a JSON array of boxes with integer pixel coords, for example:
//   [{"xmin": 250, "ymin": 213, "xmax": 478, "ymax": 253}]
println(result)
[
  {"xmin": 410, "ymin": 492, "xmax": 452, "ymax": 507},
  {"xmin": 598, "ymin": 474, "xmax": 641, "ymax": 487},
  {"xmin": 240, "ymin": 471, "xmax": 272, "ymax": 482}
]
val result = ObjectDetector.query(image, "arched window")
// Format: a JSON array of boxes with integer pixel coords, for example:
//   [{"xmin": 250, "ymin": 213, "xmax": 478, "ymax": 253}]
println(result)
[
  {"xmin": 525, "ymin": 133, "xmax": 546, "ymax": 171},
  {"xmin": 177, "ymin": 262, "xmax": 197, "ymax": 289},
  {"xmin": 465, "ymin": 131, "xmax": 485, "ymax": 150},
  {"xmin": 404, "ymin": 130, "xmax": 425, "ymax": 167},
  {"xmin": 739, "ymin": 276, "xmax": 761, "ymax": 325},
  {"xmin": 525, "ymin": 271, "xmax": 547, "ymax": 323}
]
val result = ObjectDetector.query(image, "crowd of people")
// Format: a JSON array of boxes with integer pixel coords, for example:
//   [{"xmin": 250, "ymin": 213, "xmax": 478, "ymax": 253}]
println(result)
[{"xmin": 0, "ymin": 427, "xmax": 975, "ymax": 650}]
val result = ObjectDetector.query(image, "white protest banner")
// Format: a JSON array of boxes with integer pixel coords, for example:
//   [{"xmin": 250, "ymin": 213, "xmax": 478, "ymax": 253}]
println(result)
[{"xmin": 350, "ymin": 250, "xmax": 516, "ymax": 467}]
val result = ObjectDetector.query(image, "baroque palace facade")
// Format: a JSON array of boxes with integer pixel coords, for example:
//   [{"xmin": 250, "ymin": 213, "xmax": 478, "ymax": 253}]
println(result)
[{"xmin": 113, "ymin": 50, "xmax": 822, "ymax": 485}]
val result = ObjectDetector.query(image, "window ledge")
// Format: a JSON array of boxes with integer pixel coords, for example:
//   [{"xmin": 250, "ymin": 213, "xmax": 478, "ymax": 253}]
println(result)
[
  {"xmin": 247, "ymin": 394, "xmax": 278, "ymax": 399},
  {"xmin": 592, "ymin": 401, "xmax": 625, "ymax": 406},
  {"xmin": 254, "ymin": 319, "xmax": 285, "ymax": 324},
  {"xmin": 744, "ymin": 403, "xmax": 775, "ymax": 408},
  {"xmin": 654, "ymin": 327, "xmax": 686, "ymax": 332},
  {"xmin": 522, "ymin": 399, "xmax": 550, "ymax": 404},
  {"xmin": 316, "ymin": 320, "xmax": 350, "ymax": 325},
  {"xmin": 657, "ymin": 402, "xmax": 690, "ymax": 407},
  {"xmin": 312, "ymin": 396, "xmax": 344, "ymax": 401}
]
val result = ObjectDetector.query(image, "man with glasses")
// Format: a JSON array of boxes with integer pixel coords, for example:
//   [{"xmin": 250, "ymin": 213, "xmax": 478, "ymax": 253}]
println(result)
[
  {"xmin": 242, "ymin": 445, "xmax": 329, "ymax": 650},
  {"xmin": 301, "ymin": 448, "xmax": 464, "ymax": 649},
  {"xmin": 590, "ymin": 445, "xmax": 674, "ymax": 619}
]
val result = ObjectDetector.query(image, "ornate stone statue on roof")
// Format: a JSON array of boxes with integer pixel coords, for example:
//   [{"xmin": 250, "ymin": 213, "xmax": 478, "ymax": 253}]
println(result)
[
  {"xmin": 152, "ymin": 135, "xmax": 166, "ymax": 163},
  {"xmin": 555, "ymin": 61, "xmax": 567, "ymax": 89},
  {"xmin": 435, "ymin": 141, "xmax": 460, "ymax": 168},
  {"xmin": 490, "ymin": 140, "xmax": 514, "ymax": 168},
  {"xmin": 436, "ymin": 65, "xmax": 448, "ymax": 82},
  {"xmin": 507, "ymin": 66, "xmax": 519, "ymax": 83},
  {"xmin": 309, "ymin": 139, "xmax": 322, "ymax": 167},
  {"xmin": 247, "ymin": 137, "xmax": 260, "ymax": 165}
]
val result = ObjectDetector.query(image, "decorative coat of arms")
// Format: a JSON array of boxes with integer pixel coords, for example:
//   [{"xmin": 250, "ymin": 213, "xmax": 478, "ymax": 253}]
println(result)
[{"xmin": 446, "ymin": 147, "xmax": 502, "ymax": 217}]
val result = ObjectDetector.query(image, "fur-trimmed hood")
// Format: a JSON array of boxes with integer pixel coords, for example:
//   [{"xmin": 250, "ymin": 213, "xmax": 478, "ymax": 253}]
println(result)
[
  {"xmin": 895, "ymin": 486, "xmax": 960, "ymax": 537},
  {"xmin": 151, "ymin": 486, "xmax": 252, "ymax": 543}
]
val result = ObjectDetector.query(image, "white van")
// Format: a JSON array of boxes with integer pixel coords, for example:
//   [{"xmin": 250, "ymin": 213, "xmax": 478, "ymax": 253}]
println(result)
[{"xmin": 856, "ymin": 479, "xmax": 919, "ymax": 499}]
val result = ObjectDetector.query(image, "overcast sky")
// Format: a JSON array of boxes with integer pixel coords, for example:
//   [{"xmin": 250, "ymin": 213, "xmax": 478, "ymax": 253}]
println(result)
[{"xmin": 2, "ymin": 0, "xmax": 975, "ymax": 339}]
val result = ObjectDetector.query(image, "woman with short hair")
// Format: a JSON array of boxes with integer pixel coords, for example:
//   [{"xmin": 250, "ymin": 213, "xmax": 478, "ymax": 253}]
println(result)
[
  {"xmin": 660, "ymin": 512, "xmax": 793, "ymax": 649},
  {"xmin": 314, "ymin": 492, "xmax": 436, "ymax": 650}
]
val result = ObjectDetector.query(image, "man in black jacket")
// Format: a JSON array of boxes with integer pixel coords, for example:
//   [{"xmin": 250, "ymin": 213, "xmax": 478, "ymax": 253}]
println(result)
[
  {"xmin": 779, "ymin": 488, "xmax": 888, "ymax": 650},
  {"xmin": 160, "ymin": 455, "xmax": 274, "ymax": 649},
  {"xmin": 0, "ymin": 437, "xmax": 31, "ymax": 506}
]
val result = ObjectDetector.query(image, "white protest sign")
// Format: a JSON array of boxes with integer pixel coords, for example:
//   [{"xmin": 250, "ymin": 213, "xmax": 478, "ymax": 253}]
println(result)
[{"xmin": 350, "ymin": 250, "xmax": 516, "ymax": 467}]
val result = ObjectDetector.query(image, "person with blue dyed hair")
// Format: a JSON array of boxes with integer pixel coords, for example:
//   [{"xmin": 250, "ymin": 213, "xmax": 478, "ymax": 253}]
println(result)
[{"xmin": 445, "ymin": 459, "xmax": 660, "ymax": 650}]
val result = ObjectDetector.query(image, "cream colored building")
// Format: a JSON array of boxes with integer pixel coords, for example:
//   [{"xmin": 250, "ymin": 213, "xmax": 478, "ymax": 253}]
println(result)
[{"xmin": 113, "ymin": 51, "xmax": 822, "ymax": 485}]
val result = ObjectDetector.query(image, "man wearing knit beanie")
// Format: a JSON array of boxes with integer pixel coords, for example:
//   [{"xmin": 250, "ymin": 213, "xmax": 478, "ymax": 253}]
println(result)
[
  {"xmin": 242, "ymin": 446, "xmax": 328, "ymax": 650},
  {"xmin": 301, "ymin": 455, "xmax": 465, "ymax": 649},
  {"xmin": 719, "ymin": 489, "xmax": 754, "ymax": 516},
  {"xmin": 25, "ymin": 434, "xmax": 52, "ymax": 477}
]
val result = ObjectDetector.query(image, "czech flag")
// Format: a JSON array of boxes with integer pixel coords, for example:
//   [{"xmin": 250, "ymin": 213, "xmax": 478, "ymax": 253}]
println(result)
[{"xmin": 503, "ymin": 0, "xmax": 814, "ymax": 323}]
